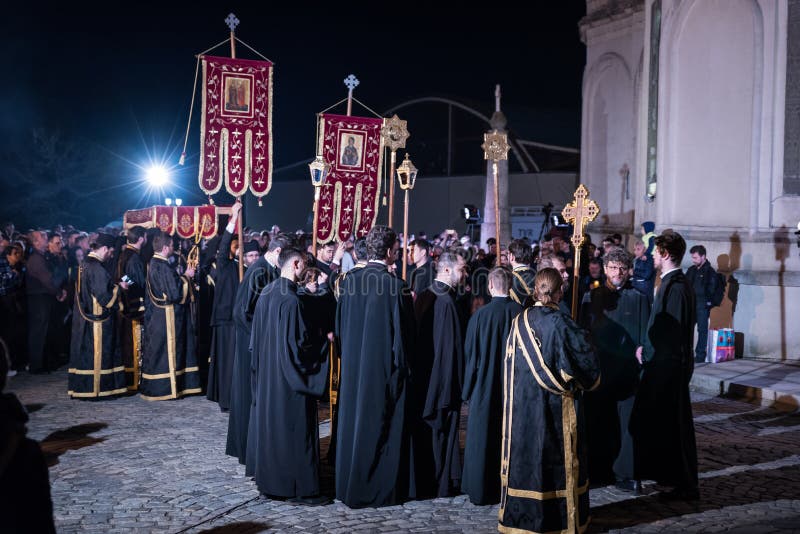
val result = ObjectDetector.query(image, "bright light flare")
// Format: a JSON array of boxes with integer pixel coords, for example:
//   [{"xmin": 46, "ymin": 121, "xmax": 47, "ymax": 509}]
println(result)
[{"xmin": 145, "ymin": 165, "xmax": 170, "ymax": 187}]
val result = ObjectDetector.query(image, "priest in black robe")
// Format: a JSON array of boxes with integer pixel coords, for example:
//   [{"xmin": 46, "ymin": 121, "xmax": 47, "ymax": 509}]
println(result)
[
  {"xmin": 508, "ymin": 239, "xmax": 536, "ymax": 307},
  {"xmin": 630, "ymin": 231, "xmax": 699, "ymax": 501},
  {"xmin": 226, "ymin": 233, "xmax": 287, "ymax": 466},
  {"xmin": 499, "ymin": 268, "xmax": 600, "ymax": 534},
  {"xmin": 334, "ymin": 226, "xmax": 414, "ymax": 508},
  {"xmin": 462, "ymin": 267, "xmax": 521, "ymax": 505},
  {"xmin": 68, "ymin": 233, "xmax": 128, "ymax": 399},
  {"xmin": 414, "ymin": 251, "xmax": 468, "ymax": 497},
  {"xmin": 207, "ymin": 202, "xmax": 242, "ymax": 410},
  {"xmin": 408, "ymin": 238, "xmax": 435, "ymax": 297},
  {"xmin": 580, "ymin": 247, "xmax": 649, "ymax": 491},
  {"xmin": 140, "ymin": 232, "xmax": 201, "ymax": 400},
  {"xmin": 116, "ymin": 226, "xmax": 147, "ymax": 391},
  {"xmin": 246, "ymin": 247, "xmax": 329, "ymax": 502}
]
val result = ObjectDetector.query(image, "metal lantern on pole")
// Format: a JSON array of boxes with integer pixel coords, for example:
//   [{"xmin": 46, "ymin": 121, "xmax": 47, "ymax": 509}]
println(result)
[
  {"xmin": 481, "ymin": 129, "xmax": 510, "ymax": 266},
  {"xmin": 396, "ymin": 153, "xmax": 418, "ymax": 281},
  {"xmin": 308, "ymin": 155, "xmax": 332, "ymax": 252},
  {"xmin": 381, "ymin": 114, "xmax": 410, "ymax": 228}
]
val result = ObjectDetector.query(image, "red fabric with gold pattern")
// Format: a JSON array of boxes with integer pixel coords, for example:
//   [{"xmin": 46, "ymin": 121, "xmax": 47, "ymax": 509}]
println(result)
[
  {"xmin": 198, "ymin": 56, "xmax": 273, "ymax": 200},
  {"xmin": 197, "ymin": 205, "xmax": 218, "ymax": 239},
  {"xmin": 154, "ymin": 206, "xmax": 175, "ymax": 235},
  {"xmin": 316, "ymin": 114, "xmax": 384, "ymax": 243},
  {"xmin": 175, "ymin": 207, "xmax": 196, "ymax": 239}
]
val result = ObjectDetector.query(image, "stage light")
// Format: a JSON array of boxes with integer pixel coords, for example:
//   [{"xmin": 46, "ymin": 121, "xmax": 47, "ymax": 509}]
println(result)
[
  {"xmin": 175, "ymin": 198, "xmax": 183, "ymax": 206},
  {"xmin": 164, "ymin": 198, "xmax": 173, "ymax": 206},
  {"xmin": 146, "ymin": 165, "xmax": 170, "ymax": 187}
]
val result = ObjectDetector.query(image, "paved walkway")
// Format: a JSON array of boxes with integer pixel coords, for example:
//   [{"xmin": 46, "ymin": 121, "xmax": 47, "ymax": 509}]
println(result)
[
  {"xmin": 692, "ymin": 359, "xmax": 800, "ymax": 408},
  {"xmin": 7, "ymin": 366, "xmax": 800, "ymax": 533}
]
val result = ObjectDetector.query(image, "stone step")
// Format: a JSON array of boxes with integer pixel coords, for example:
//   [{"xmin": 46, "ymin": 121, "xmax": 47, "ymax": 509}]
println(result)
[{"xmin": 691, "ymin": 359, "xmax": 800, "ymax": 409}]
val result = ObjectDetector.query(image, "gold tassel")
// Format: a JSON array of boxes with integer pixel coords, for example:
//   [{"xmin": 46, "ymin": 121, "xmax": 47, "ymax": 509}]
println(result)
[
  {"xmin": 258, "ymin": 198, "xmax": 263, "ymax": 207},
  {"xmin": 209, "ymin": 196, "xmax": 214, "ymax": 205},
  {"xmin": 179, "ymin": 152, "xmax": 186, "ymax": 166},
  {"xmin": 382, "ymin": 195, "xmax": 387, "ymax": 206}
]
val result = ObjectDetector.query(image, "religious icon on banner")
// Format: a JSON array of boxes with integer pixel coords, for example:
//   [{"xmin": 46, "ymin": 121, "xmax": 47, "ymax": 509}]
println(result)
[
  {"xmin": 316, "ymin": 114, "xmax": 384, "ymax": 243},
  {"xmin": 339, "ymin": 132, "xmax": 364, "ymax": 168},
  {"xmin": 198, "ymin": 56, "xmax": 273, "ymax": 201}
]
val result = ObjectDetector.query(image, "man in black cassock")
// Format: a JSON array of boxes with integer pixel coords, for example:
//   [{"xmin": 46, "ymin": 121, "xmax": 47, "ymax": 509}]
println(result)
[
  {"xmin": 580, "ymin": 247, "xmax": 649, "ymax": 492},
  {"xmin": 116, "ymin": 226, "xmax": 147, "ymax": 391},
  {"xmin": 68, "ymin": 233, "xmax": 128, "ymax": 399},
  {"xmin": 246, "ymin": 247, "xmax": 329, "ymax": 503},
  {"xmin": 462, "ymin": 267, "xmax": 522, "ymax": 505},
  {"xmin": 325, "ymin": 236, "xmax": 366, "ymax": 466},
  {"xmin": 207, "ymin": 202, "xmax": 242, "ymax": 410},
  {"xmin": 335, "ymin": 226, "xmax": 414, "ymax": 508},
  {"xmin": 414, "ymin": 251, "xmax": 468, "ymax": 497},
  {"xmin": 140, "ymin": 232, "xmax": 201, "ymax": 400},
  {"xmin": 630, "ymin": 231, "xmax": 699, "ymax": 501},
  {"xmin": 508, "ymin": 239, "xmax": 536, "ymax": 307},
  {"xmin": 226, "ymin": 233, "xmax": 288, "ymax": 466},
  {"xmin": 408, "ymin": 238, "xmax": 435, "ymax": 297},
  {"xmin": 499, "ymin": 268, "xmax": 600, "ymax": 534}
]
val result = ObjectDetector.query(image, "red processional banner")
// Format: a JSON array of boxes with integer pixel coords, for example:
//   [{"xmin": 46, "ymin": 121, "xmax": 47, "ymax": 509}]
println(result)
[
  {"xmin": 155, "ymin": 206, "xmax": 176, "ymax": 234},
  {"xmin": 123, "ymin": 205, "xmax": 221, "ymax": 238},
  {"xmin": 316, "ymin": 114, "xmax": 384, "ymax": 243},
  {"xmin": 175, "ymin": 207, "xmax": 197, "ymax": 239},
  {"xmin": 198, "ymin": 56, "xmax": 273, "ymax": 200}
]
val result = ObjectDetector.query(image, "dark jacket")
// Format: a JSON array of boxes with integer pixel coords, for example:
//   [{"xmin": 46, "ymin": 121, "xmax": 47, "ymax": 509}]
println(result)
[{"xmin": 686, "ymin": 260, "xmax": 717, "ymax": 309}]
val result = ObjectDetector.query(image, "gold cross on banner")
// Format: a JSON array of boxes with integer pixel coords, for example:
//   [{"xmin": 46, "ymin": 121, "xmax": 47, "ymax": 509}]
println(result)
[{"xmin": 562, "ymin": 184, "xmax": 600, "ymax": 248}]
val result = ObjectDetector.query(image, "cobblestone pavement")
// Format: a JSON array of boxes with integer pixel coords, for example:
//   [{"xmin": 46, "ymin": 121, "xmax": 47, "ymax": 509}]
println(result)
[{"xmin": 8, "ymin": 368, "xmax": 800, "ymax": 533}]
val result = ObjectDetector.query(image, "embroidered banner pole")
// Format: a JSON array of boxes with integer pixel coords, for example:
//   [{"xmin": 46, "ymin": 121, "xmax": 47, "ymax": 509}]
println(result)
[{"xmin": 196, "ymin": 14, "xmax": 273, "ymax": 280}]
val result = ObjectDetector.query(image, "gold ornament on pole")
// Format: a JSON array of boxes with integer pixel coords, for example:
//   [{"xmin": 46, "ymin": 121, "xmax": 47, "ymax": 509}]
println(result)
[
  {"xmin": 308, "ymin": 155, "xmax": 332, "ymax": 253},
  {"xmin": 561, "ymin": 184, "xmax": 600, "ymax": 320},
  {"xmin": 481, "ymin": 129, "xmax": 509, "ymax": 266},
  {"xmin": 381, "ymin": 114, "xmax": 410, "ymax": 228},
  {"xmin": 396, "ymin": 153, "xmax": 419, "ymax": 281}
]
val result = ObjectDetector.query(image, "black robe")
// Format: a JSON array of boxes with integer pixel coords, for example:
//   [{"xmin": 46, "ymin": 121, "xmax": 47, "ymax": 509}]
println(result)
[
  {"xmin": 116, "ymin": 244, "xmax": 146, "ymax": 391},
  {"xmin": 414, "ymin": 279, "xmax": 468, "ymax": 497},
  {"xmin": 580, "ymin": 283, "xmax": 649, "ymax": 484},
  {"xmin": 207, "ymin": 230, "xmax": 239, "ymax": 410},
  {"xmin": 334, "ymin": 262, "xmax": 414, "ymax": 508},
  {"xmin": 245, "ymin": 278, "xmax": 329, "ymax": 498},
  {"xmin": 630, "ymin": 269, "xmax": 698, "ymax": 491},
  {"xmin": 140, "ymin": 254, "xmax": 201, "ymax": 400},
  {"xmin": 461, "ymin": 296, "xmax": 521, "ymax": 505},
  {"xmin": 226, "ymin": 257, "xmax": 278, "ymax": 465},
  {"xmin": 509, "ymin": 265, "xmax": 536, "ymax": 308},
  {"xmin": 68, "ymin": 254, "xmax": 127, "ymax": 399},
  {"xmin": 500, "ymin": 304, "xmax": 600, "ymax": 534},
  {"xmin": 410, "ymin": 260, "xmax": 435, "ymax": 297}
]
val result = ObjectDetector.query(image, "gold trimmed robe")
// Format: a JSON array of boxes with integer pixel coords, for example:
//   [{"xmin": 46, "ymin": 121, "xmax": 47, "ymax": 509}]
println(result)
[
  {"xmin": 140, "ymin": 254, "xmax": 201, "ymax": 400},
  {"xmin": 68, "ymin": 254, "xmax": 127, "ymax": 399},
  {"xmin": 499, "ymin": 304, "xmax": 600, "ymax": 534}
]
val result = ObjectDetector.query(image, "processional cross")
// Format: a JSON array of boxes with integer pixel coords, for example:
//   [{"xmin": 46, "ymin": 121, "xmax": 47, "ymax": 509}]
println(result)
[{"xmin": 561, "ymin": 184, "xmax": 600, "ymax": 319}]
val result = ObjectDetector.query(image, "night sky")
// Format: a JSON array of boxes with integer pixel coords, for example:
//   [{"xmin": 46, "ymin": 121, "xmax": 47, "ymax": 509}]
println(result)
[{"xmin": 0, "ymin": 3, "xmax": 586, "ymax": 229}]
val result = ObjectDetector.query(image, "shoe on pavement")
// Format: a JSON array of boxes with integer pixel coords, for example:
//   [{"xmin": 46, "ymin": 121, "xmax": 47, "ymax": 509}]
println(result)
[
  {"xmin": 614, "ymin": 479, "xmax": 642, "ymax": 495},
  {"xmin": 287, "ymin": 495, "xmax": 332, "ymax": 506}
]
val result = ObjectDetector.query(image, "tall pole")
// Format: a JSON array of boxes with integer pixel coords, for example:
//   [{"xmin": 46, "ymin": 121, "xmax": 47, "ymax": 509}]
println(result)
[
  {"xmin": 381, "ymin": 116, "xmax": 410, "ymax": 230},
  {"xmin": 561, "ymin": 184, "xmax": 600, "ymax": 320},
  {"xmin": 344, "ymin": 74, "xmax": 359, "ymax": 117},
  {"xmin": 388, "ymin": 150, "xmax": 397, "ymax": 228},
  {"xmin": 225, "ymin": 13, "xmax": 244, "ymax": 281},
  {"xmin": 493, "ymin": 161, "xmax": 500, "ymax": 266},
  {"xmin": 402, "ymin": 189, "xmax": 410, "ymax": 280},
  {"xmin": 312, "ymin": 188, "xmax": 320, "ymax": 253}
]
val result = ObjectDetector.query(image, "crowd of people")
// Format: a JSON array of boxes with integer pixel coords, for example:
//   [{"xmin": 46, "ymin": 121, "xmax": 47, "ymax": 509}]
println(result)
[{"xmin": 0, "ymin": 209, "xmax": 725, "ymax": 532}]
